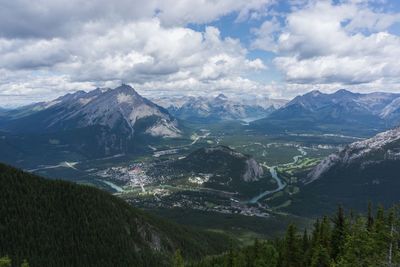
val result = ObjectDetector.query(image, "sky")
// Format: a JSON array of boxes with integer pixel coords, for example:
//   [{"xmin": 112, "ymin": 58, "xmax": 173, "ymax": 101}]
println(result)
[{"xmin": 0, "ymin": 0, "xmax": 400, "ymax": 106}]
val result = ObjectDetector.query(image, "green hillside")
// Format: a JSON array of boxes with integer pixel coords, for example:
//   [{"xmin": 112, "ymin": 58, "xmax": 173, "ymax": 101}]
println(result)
[{"xmin": 0, "ymin": 163, "xmax": 231, "ymax": 267}]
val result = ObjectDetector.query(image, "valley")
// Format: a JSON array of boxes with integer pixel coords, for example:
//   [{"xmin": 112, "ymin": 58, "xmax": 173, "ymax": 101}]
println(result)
[
  {"xmin": 1, "ymin": 86, "xmax": 400, "ymax": 243},
  {"xmin": 3, "ymin": 1, "xmax": 400, "ymax": 265},
  {"xmin": 22, "ymin": 118, "xmax": 347, "ymax": 239}
]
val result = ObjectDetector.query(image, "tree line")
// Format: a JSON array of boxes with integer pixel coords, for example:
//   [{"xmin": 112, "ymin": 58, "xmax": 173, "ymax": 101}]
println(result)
[{"xmin": 188, "ymin": 204, "xmax": 400, "ymax": 267}]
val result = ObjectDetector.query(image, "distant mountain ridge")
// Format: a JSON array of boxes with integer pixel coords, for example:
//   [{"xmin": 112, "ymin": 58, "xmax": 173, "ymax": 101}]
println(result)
[
  {"xmin": 151, "ymin": 94, "xmax": 287, "ymax": 122},
  {"xmin": 252, "ymin": 89, "xmax": 400, "ymax": 135}
]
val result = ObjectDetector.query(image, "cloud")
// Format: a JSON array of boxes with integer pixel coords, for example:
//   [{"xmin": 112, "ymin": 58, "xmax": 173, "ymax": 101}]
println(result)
[
  {"xmin": 0, "ymin": 17, "xmax": 266, "ymax": 105},
  {"xmin": 61, "ymin": 21, "xmax": 265, "ymax": 84},
  {"xmin": 0, "ymin": 0, "xmax": 272, "ymax": 38},
  {"xmin": 1, "ymin": 0, "xmax": 400, "ymax": 105},
  {"xmin": 0, "ymin": 1, "xmax": 273, "ymax": 106},
  {"xmin": 252, "ymin": 0, "xmax": 400, "ymax": 93},
  {"xmin": 251, "ymin": 17, "xmax": 281, "ymax": 51}
]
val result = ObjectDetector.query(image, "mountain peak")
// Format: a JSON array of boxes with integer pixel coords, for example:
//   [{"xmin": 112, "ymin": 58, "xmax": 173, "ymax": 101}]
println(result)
[
  {"xmin": 308, "ymin": 90, "xmax": 323, "ymax": 97},
  {"xmin": 113, "ymin": 84, "xmax": 138, "ymax": 95},
  {"xmin": 333, "ymin": 89, "xmax": 354, "ymax": 96},
  {"xmin": 216, "ymin": 93, "xmax": 228, "ymax": 100}
]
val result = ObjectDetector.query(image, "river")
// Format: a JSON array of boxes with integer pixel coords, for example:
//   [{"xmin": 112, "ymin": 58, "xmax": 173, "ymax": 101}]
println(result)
[
  {"xmin": 247, "ymin": 146, "xmax": 307, "ymax": 204},
  {"xmin": 248, "ymin": 166, "xmax": 286, "ymax": 204}
]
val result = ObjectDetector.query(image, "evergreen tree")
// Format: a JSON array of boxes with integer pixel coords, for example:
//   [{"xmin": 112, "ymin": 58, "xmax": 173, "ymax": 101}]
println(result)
[
  {"xmin": 192, "ymin": 204, "xmax": 400, "ymax": 267},
  {"xmin": 0, "ymin": 257, "xmax": 11, "ymax": 267},
  {"xmin": 225, "ymin": 240, "xmax": 235, "ymax": 267},
  {"xmin": 319, "ymin": 216, "xmax": 331, "ymax": 252},
  {"xmin": 20, "ymin": 260, "xmax": 29, "ymax": 267},
  {"xmin": 331, "ymin": 205, "xmax": 347, "ymax": 260},
  {"xmin": 301, "ymin": 229, "xmax": 311, "ymax": 267},
  {"xmin": 263, "ymin": 244, "xmax": 279, "ymax": 267},
  {"xmin": 173, "ymin": 250, "xmax": 185, "ymax": 267},
  {"xmin": 367, "ymin": 202, "xmax": 374, "ymax": 231},
  {"xmin": 310, "ymin": 245, "xmax": 331, "ymax": 267},
  {"xmin": 302, "ymin": 229, "xmax": 310, "ymax": 254},
  {"xmin": 282, "ymin": 224, "xmax": 302, "ymax": 267},
  {"xmin": 337, "ymin": 217, "xmax": 383, "ymax": 266}
]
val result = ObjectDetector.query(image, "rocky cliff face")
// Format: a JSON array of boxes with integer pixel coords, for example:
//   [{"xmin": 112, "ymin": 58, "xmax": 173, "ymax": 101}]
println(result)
[
  {"xmin": 243, "ymin": 158, "xmax": 264, "ymax": 182},
  {"xmin": 307, "ymin": 127, "xmax": 400, "ymax": 183}
]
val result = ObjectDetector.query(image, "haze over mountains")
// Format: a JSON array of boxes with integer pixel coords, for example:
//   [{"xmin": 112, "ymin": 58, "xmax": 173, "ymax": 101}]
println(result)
[{"xmin": 151, "ymin": 93, "xmax": 287, "ymax": 122}]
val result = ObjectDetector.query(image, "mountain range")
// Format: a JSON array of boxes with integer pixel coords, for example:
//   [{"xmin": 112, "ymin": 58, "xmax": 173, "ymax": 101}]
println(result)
[
  {"xmin": 151, "ymin": 94, "xmax": 287, "ymax": 122},
  {"xmin": 252, "ymin": 89, "xmax": 400, "ymax": 136}
]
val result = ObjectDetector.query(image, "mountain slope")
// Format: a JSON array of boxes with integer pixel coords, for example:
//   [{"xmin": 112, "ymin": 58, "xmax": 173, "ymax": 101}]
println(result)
[
  {"xmin": 174, "ymin": 145, "xmax": 264, "ymax": 182},
  {"xmin": 0, "ymin": 163, "xmax": 231, "ymax": 267},
  {"xmin": 0, "ymin": 85, "xmax": 181, "ymax": 159},
  {"xmin": 167, "ymin": 145, "xmax": 271, "ymax": 197},
  {"xmin": 287, "ymin": 127, "xmax": 400, "ymax": 215},
  {"xmin": 3, "ymin": 85, "xmax": 181, "ymax": 138},
  {"xmin": 251, "ymin": 89, "xmax": 400, "ymax": 135}
]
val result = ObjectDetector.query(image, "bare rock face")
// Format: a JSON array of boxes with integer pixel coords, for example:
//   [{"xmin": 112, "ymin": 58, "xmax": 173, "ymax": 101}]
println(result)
[
  {"xmin": 242, "ymin": 158, "xmax": 264, "ymax": 182},
  {"xmin": 307, "ymin": 127, "xmax": 400, "ymax": 183}
]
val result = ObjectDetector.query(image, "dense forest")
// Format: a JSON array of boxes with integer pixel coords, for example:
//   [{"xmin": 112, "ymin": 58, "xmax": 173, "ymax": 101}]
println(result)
[
  {"xmin": 0, "ymin": 163, "xmax": 231, "ymax": 267},
  {"xmin": 192, "ymin": 204, "xmax": 400, "ymax": 267},
  {"xmin": 2, "ymin": 162, "xmax": 400, "ymax": 267}
]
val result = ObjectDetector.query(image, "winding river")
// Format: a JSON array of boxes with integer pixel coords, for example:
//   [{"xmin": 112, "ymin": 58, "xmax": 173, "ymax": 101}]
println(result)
[
  {"xmin": 247, "ymin": 146, "xmax": 307, "ymax": 204},
  {"xmin": 248, "ymin": 166, "xmax": 286, "ymax": 204}
]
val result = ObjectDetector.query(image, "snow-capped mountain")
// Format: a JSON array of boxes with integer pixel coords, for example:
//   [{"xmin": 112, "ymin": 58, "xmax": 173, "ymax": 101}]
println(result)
[
  {"xmin": 151, "ymin": 94, "xmax": 286, "ymax": 122},
  {"xmin": 308, "ymin": 127, "xmax": 400, "ymax": 183}
]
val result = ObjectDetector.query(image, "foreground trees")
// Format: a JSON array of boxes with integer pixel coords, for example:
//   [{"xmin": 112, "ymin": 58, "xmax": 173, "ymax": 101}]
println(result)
[{"xmin": 193, "ymin": 205, "xmax": 400, "ymax": 267}]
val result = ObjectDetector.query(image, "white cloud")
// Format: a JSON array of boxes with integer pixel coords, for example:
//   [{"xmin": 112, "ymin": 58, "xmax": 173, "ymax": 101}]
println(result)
[
  {"xmin": 252, "ymin": 0, "xmax": 400, "ymax": 95},
  {"xmin": 0, "ymin": 18, "xmax": 266, "ymax": 106},
  {"xmin": 0, "ymin": 0, "xmax": 272, "ymax": 38},
  {"xmin": 251, "ymin": 18, "xmax": 281, "ymax": 51},
  {"xmin": 0, "ymin": 0, "xmax": 274, "ymax": 106},
  {"xmin": 1, "ymin": 0, "xmax": 400, "ymax": 105}
]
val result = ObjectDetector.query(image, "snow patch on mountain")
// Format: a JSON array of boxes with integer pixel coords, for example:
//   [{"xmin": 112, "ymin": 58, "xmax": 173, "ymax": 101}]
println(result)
[
  {"xmin": 380, "ymin": 97, "xmax": 400, "ymax": 119},
  {"xmin": 145, "ymin": 119, "xmax": 181, "ymax": 138},
  {"xmin": 117, "ymin": 93, "xmax": 134, "ymax": 104}
]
